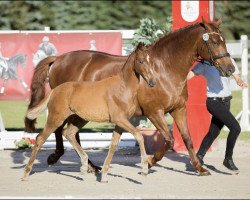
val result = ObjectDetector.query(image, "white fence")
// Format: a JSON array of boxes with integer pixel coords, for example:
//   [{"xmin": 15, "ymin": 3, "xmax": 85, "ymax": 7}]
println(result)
[{"xmin": 226, "ymin": 35, "xmax": 250, "ymax": 132}]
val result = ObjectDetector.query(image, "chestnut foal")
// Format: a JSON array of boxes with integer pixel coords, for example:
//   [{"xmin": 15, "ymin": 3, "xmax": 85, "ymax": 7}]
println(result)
[{"xmin": 23, "ymin": 45, "xmax": 156, "ymax": 182}]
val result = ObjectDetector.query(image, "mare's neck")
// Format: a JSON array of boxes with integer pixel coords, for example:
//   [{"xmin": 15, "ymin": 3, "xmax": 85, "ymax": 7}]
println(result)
[{"xmin": 153, "ymin": 24, "xmax": 203, "ymax": 79}]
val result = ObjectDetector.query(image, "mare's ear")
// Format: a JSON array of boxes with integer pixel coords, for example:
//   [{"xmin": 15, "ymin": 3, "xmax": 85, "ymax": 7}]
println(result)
[
  {"xmin": 202, "ymin": 17, "xmax": 208, "ymax": 25},
  {"xmin": 216, "ymin": 17, "xmax": 222, "ymax": 27},
  {"xmin": 201, "ymin": 17, "xmax": 207, "ymax": 29}
]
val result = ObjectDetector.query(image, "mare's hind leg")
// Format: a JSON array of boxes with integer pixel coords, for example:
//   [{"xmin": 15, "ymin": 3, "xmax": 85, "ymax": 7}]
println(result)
[
  {"xmin": 22, "ymin": 124, "xmax": 56, "ymax": 180},
  {"xmin": 171, "ymin": 107, "xmax": 210, "ymax": 176},
  {"xmin": 47, "ymin": 121, "xmax": 67, "ymax": 165},
  {"xmin": 63, "ymin": 123, "xmax": 89, "ymax": 174},
  {"xmin": 101, "ymin": 126, "xmax": 123, "ymax": 182}
]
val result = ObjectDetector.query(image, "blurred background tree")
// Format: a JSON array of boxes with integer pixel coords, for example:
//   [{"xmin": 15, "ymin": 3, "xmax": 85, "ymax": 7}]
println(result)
[
  {"xmin": 0, "ymin": 1, "xmax": 249, "ymax": 40},
  {"xmin": 131, "ymin": 17, "xmax": 172, "ymax": 47}
]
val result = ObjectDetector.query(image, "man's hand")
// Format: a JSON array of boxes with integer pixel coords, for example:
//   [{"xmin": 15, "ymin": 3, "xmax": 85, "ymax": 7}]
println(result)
[
  {"xmin": 234, "ymin": 74, "xmax": 248, "ymax": 88},
  {"xmin": 237, "ymin": 79, "xmax": 248, "ymax": 88}
]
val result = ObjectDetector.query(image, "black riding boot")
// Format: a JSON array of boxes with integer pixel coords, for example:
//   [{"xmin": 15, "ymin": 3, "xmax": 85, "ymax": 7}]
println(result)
[
  {"xmin": 223, "ymin": 158, "xmax": 239, "ymax": 171},
  {"xmin": 196, "ymin": 137, "xmax": 212, "ymax": 165}
]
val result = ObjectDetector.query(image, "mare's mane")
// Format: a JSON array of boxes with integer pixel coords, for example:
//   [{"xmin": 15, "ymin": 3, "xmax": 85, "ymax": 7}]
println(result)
[
  {"xmin": 152, "ymin": 20, "xmax": 221, "ymax": 50},
  {"xmin": 152, "ymin": 23, "xmax": 203, "ymax": 49}
]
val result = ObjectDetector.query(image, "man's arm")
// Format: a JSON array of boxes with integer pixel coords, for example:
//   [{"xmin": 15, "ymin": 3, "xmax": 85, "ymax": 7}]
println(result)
[
  {"xmin": 233, "ymin": 74, "xmax": 248, "ymax": 88},
  {"xmin": 231, "ymin": 57, "xmax": 248, "ymax": 88}
]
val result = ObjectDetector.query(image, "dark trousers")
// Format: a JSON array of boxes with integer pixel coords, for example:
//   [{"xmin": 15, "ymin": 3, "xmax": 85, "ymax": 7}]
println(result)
[{"xmin": 197, "ymin": 98, "xmax": 241, "ymax": 159}]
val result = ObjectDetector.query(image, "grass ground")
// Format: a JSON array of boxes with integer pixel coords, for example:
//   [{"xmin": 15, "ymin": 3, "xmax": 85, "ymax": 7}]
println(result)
[{"xmin": 0, "ymin": 90, "xmax": 249, "ymax": 140}]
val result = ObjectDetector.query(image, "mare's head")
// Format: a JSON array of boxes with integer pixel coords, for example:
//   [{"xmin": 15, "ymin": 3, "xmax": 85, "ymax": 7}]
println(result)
[
  {"xmin": 197, "ymin": 17, "xmax": 234, "ymax": 77},
  {"xmin": 134, "ymin": 44, "xmax": 156, "ymax": 87}
]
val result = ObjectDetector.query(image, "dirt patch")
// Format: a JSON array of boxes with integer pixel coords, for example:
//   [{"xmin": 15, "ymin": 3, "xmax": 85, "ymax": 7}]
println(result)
[{"xmin": 0, "ymin": 139, "xmax": 250, "ymax": 199}]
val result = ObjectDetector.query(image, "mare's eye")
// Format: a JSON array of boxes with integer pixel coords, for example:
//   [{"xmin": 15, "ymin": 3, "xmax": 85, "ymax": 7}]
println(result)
[
  {"xmin": 138, "ymin": 60, "xmax": 143, "ymax": 64},
  {"xmin": 213, "ymin": 40, "xmax": 219, "ymax": 46}
]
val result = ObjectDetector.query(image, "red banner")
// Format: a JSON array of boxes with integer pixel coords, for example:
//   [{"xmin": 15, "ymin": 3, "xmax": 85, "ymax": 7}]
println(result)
[{"xmin": 0, "ymin": 32, "xmax": 122, "ymax": 100}]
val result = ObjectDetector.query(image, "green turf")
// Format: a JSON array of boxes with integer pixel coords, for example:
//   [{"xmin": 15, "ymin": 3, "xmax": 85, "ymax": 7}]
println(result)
[{"xmin": 0, "ymin": 100, "xmax": 115, "ymax": 132}]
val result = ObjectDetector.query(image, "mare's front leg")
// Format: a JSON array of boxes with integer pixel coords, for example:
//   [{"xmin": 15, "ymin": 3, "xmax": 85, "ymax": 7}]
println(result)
[
  {"xmin": 101, "ymin": 125, "xmax": 123, "ymax": 183},
  {"xmin": 171, "ymin": 106, "xmax": 210, "ymax": 176},
  {"xmin": 146, "ymin": 110, "xmax": 174, "ymax": 168}
]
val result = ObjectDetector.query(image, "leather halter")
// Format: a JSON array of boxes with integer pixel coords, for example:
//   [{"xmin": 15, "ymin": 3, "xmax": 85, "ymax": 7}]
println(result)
[{"xmin": 202, "ymin": 28, "xmax": 231, "ymax": 76}]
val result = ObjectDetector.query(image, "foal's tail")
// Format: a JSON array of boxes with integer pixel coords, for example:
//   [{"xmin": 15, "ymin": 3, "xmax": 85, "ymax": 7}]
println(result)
[
  {"xmin": 26, "ymin": 91, "xmax": 53, "ymax": 120},
  {"xmin": 24, "ymin": 56, "xmax": 57, "ymax": 132}
]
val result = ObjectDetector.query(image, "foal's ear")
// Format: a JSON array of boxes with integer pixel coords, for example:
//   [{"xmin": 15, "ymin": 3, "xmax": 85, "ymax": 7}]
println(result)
[{"xmin": 216, "ymin": 17, "xmax": 222, "ymax": 26}]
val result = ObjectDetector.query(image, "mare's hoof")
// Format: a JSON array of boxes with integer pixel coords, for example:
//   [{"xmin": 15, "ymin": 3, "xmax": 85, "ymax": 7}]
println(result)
[
  {"xmin": 199, "ymin": 169, "xmax": 211, "ymax": 176},
  {"xmin": 87, "ymin": 164, "xmax": 102, "ymax": 174},
  {"xmin": 47, "ymin": 152, "xmax": 63, "ymax": 165},
  {"xmin": 147, "ymin": 155, "xmax": 156, "ymax": 169}
]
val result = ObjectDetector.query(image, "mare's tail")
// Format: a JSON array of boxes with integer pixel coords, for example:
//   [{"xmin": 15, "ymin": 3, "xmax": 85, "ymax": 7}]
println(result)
[
  {"xmin": 26, "ymin": 91, "xmax": 53, "ymax": 120},
  {"xmin": 24, "ymin": 56, "xmax": 57, "ymax": 132}
]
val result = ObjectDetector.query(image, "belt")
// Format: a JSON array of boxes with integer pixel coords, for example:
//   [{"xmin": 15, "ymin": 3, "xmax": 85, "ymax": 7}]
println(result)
[{"xmin": 207, "ymin": 96, "xmax": 232, "ymax": 102}]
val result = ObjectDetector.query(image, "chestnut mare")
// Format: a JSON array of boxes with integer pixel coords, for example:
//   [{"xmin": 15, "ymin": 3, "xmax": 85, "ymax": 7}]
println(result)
[
  {"xmin": 23, "ymin": 45, "xmax": 156, "ymax": 182},
  {"xmin": 25, "ymin": 18, "xmax": 234, "ymax": 176}
]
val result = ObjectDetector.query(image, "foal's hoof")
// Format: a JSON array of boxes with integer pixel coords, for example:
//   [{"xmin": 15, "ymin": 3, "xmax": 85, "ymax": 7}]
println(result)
[
  {"xmin": 100, "ymin": 173, "xmax": 108, "ymax": 183},
  {"xmin": 47, "ymin": 152, "xmax": 63, "ymax": 165},
  {"xmin": 80, "ymin": 167, "xmax": 88, "ymax": 175},
  {"xmin": 100, "ymin": 179, "xmax": 108, "ymax": 183},
  {"xmin": 140, "ymin": 171, "xmax": 148, "ymax": 177},
  {"xmin": 21, "ymin": 176, "xmax": 28, "ymax": 181}
]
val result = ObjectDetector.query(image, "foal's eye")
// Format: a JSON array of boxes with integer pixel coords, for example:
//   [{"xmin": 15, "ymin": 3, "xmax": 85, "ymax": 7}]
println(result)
[{"xmin": 138, "ymin": 60, "xmax": 143, "ymax": 64}]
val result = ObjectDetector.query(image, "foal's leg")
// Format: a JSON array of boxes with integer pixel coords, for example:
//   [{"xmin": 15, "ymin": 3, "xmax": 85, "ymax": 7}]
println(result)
[
  {"xmin": 101, "ymin": 125, "xmax": 123, "ymax": 182},
  {"xmin": 146, "ymin": 110, "xmax": 174, "ymax": 168},
  {"xmin": 63, "ymin": 123, "xmax": 89, "ymax": 174},
  {"xmin": 47, "ymin": 115, "xmax": 101, "ymax": 172},
  {"xmin": 103, "ymin": 118, "xmax": 149, "ymax": 180},
  {"xmin": 22, "ymin": 124, "xmax": 55, "ymax": 180},
  {"xmin": 171, "ymin": 107, "xmax": 210, "ymax": 176}
]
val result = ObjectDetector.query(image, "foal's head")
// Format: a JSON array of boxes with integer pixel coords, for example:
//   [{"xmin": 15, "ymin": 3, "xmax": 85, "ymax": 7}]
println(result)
[{"xmin": 134, "ymin": 44, "xmax": 156, "ymax": 87}]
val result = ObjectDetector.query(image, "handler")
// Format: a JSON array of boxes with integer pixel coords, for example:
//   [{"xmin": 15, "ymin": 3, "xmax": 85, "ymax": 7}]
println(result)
[{"xmin": 187, "ymin": 58, "xmax": 248, "ymax": 171}]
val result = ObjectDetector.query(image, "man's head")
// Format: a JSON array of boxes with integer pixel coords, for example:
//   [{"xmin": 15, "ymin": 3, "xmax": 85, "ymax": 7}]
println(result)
[{"xmin": 42, "ymin": 36, "xmax": 50, "ymax": 44}]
